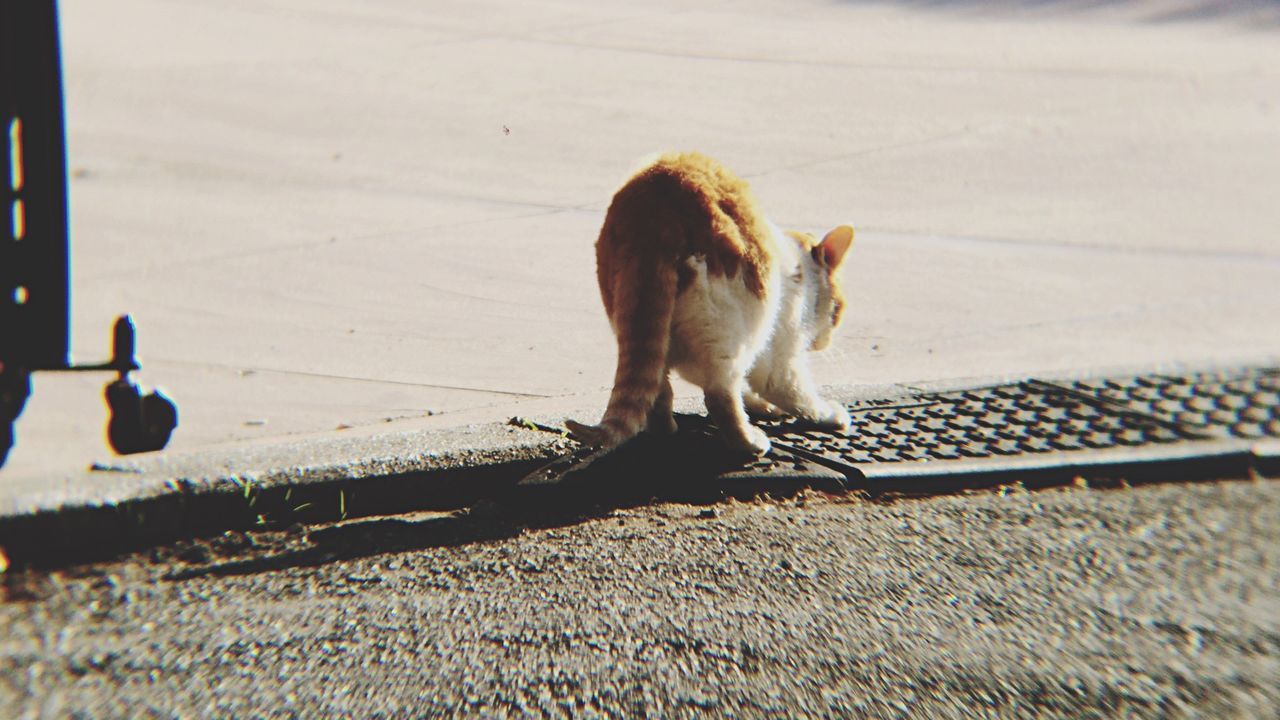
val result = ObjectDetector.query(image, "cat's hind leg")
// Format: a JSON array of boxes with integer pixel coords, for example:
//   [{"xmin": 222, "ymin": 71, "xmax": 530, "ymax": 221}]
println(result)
[
  {"xmin": 567, "ymin": 250, "xmax": 679, "ymax": 450},
  {"xmin": 645, "ymin": 373, "xmax": 679, "ymax": 435}
]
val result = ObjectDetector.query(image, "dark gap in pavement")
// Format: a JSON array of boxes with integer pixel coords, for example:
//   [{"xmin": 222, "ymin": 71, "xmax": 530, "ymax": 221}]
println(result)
[
  {"xmin": 160, "ymin": 432, "xmax": 1267, "ymax": 584},
  {"xmin": 0, "ymin": 457, "xmax": 549, "ymax": 572}
]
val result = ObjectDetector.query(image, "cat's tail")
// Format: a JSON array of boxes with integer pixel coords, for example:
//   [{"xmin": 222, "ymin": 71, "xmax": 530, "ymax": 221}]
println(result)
[{"xmin": 566, "ymin": 245, "xmax": 678, "ymax": 450}]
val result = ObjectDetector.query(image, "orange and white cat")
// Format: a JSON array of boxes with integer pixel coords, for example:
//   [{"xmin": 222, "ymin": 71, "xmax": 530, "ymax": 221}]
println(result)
[{"xmin": 567, "ymin": 152, "xmax": 853, "ymax": 456}]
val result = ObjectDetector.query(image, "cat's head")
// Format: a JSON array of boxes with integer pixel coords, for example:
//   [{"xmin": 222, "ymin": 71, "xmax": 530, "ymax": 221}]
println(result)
[{"xmin": 800, "ymin": 225, "xmax": 854, "ymax": 351}]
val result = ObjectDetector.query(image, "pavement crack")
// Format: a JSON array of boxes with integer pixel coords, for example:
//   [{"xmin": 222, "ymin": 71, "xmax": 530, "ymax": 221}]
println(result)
[
  {"xmin": 746, "ymin": 128, "xmax": 974, "ymax": 179},
  {"xmin": 154, "ymin": 359, "xmax": 554, "ymax": 399}
]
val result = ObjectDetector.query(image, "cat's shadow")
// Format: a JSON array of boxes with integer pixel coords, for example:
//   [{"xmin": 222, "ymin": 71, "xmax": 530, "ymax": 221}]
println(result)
[{"xmin": 165, "ymin": 427, "xmax": 848, "ymax": 582}]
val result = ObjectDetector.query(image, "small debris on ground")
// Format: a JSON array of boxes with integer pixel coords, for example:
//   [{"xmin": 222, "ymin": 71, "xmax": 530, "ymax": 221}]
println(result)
[{"xmin": 507, "ymin": 417, "xmax": 567, "ymax": 435}]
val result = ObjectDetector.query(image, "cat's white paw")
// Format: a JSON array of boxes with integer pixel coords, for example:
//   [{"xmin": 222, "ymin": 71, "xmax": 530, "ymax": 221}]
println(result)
[
  {"xmin": 808, "ymin": 401, "xmax": 851, "ymax": 431},
  {"xmin": 725, "ymin": 425, "xmax": 772, "ymax": 457},
  {"xmin": 744, "ymin": 394, "xmax": 786, "ymax": 421}
]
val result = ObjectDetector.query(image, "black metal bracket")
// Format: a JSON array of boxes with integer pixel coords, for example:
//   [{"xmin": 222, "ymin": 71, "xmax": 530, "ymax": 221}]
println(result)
[{"xmin": 49, "ymin": 315, "xmax": 143, "ymax": 377}]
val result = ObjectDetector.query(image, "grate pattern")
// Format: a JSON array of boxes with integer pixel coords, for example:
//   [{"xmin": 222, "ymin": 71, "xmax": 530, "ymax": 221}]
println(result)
[
  {"xmin": 1057, "ymin": 369, "xmax": 1280, "ymax": 440},
  {"xmin": 765, "ymin": 383, "xmax": 1194, "ymax": 468},
  {"xmin": 535, "ymin": 366, "xmax": 1280, "ymax": 485}
]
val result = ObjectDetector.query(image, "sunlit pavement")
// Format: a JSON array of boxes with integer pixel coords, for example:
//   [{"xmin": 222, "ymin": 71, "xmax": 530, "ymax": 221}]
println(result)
[{"xmin": 4, "ymin": 0, "xmax": 1279, "ymax": 496}]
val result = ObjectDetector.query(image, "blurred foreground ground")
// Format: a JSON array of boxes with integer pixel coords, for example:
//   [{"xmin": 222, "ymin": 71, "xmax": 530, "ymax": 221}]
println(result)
[
  {"xmin": 2, "ymin": 477, "xmax": 1275, "ymax": 716},
  {"xmin": 3, "ymin": 0, "xmax": 1279, "ymax": 479}
]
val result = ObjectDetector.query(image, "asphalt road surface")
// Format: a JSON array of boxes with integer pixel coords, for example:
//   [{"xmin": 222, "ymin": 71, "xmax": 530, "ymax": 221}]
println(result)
[{"xmin": 2, "ymin": 476, "xmax": 1276, "ymax": 718}]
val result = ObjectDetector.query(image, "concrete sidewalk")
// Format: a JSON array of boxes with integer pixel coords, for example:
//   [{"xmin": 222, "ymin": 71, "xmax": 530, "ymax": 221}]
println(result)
[{"xmin": 3, "ymin": 0, "xmax": 1278, "ymax": 492}]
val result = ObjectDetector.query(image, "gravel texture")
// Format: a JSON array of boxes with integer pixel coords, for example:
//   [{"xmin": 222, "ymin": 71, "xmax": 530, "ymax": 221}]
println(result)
[{"xmin": 2, "ymin": 477, "xmax": 1277, "ymax": 718}]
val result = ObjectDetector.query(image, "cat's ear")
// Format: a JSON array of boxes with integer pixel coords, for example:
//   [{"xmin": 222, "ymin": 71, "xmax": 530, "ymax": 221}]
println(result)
[{"xmin": 813, "ymin": 225, "xmax": 854, "ymax": 268}]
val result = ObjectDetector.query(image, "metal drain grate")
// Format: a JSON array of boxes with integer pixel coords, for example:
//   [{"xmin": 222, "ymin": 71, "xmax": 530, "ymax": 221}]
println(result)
[
  {"xmin": 768, "ymin": 383, "xmax": 1189, "ymax": 463},
  {"xmin": 761, "ymin": 367, "xmax": 1280, "ymax": 480},
  {"xmin": 529, "ymin": 366, "xmax": 1280, "ymax": 487},
  {"xmin": 1052, "ymin": 369, "xmax": 1280, "ymax": 440}
]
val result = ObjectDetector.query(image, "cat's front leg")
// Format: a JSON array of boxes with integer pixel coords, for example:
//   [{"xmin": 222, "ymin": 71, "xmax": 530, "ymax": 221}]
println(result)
[
  {"xmin": 705, "ymin": 384, "xmax": 772, "ymax": 456},
  {"xmin": 743, "ymin": 390, "xmax": 786, "ymax": 421},
  {"xmin": 750, "ymin": 364, "xmax": 850, "ymax": 431},
  {"xmin": 802, "ymin": 396, "xmax": 852, "ymax": 431},
  {"xmin": 646, "ymin": 374, "xmax": 679, "ymax": 435}
]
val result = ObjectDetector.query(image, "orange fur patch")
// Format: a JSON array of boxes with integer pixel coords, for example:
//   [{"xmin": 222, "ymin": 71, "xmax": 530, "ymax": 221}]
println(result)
[{"xmin": 596, "ymin": 152, "xmax": 777, "ymax": 318}]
